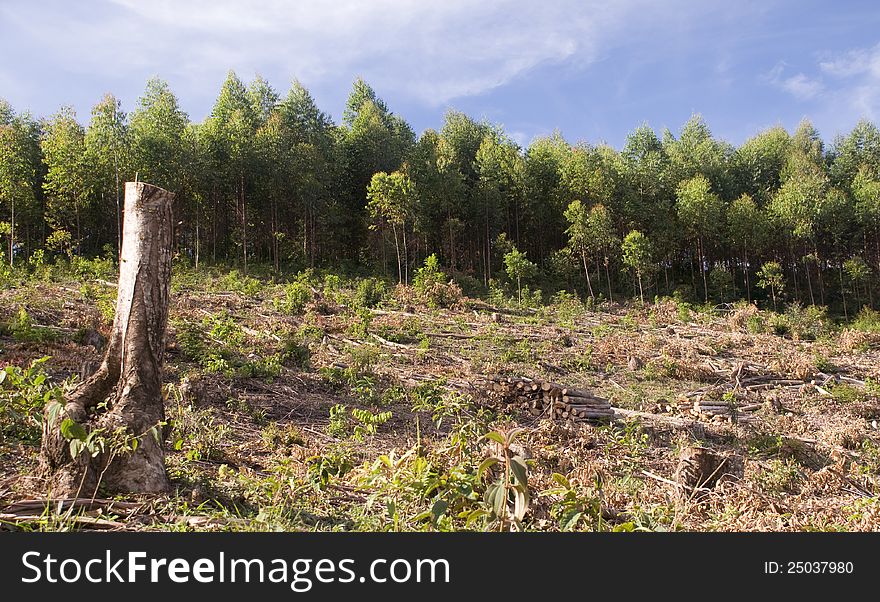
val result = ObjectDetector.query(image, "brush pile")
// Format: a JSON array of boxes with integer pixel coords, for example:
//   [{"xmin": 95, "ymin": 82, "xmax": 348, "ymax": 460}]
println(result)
[{"xmin": 481, "ymin": 376, "xmax": 614, "ymax": 421}]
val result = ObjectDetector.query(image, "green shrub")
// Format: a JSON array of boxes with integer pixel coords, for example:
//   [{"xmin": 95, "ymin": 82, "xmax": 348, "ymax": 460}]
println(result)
[
  {"xmin": 0, "ymin": 357, "xmax": 64, "ymax": 443},
  {"xmin": 784, "ymin": 302, "xmax": 829, "ymax": 340},
  {"xmin": 354, "ymin": 278, "xmax": 387, "ymax": 309},
  {"xmin": 273, "ymin": 281, "xmax": 313, "ymax": 315},
  {"xmin": 851, "ymin": 308, "xmax": 880, "ymax": 333},
  {"xmin": 220, "ymin": 269, "xmax": 262, "ymax": 296},
  {"xmin": 8, "ymin": 307, "xmax": 55, "ymax": 343},
  {"xmin": 168, "ymin": 403, "xmax": 229, "ymax": 462},
  {"xmin": 413, "ymin": 254, "xmax": 461, "ymax": 308}
]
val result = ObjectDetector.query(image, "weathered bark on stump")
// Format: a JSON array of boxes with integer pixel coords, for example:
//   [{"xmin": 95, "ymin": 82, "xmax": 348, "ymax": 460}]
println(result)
[
  {"xmin": 40, "ymin": 182, "xmax": 174, "ymax": 496},
  {"xmin": 674, "ymin": 446, "xmax": 743, "ymax": 494}
]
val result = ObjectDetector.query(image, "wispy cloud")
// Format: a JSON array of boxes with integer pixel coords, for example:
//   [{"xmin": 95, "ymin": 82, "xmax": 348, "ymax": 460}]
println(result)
[
  {"xmin": 0, "ymin": 0, "xmax": 689, "ymax": 109},
  {"xmin": 764, "ymin": 62, "xmax": 824, "ymax": 100}
]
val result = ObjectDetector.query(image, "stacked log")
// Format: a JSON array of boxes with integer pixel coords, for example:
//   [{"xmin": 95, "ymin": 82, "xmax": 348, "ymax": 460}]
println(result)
[
  {"xmin": 482, "ymin": 376, "xmax": 613, "ymax": 422},
  {"xmin": 689, "ymin": 397, "xmax": 757, "ymax": 423}
]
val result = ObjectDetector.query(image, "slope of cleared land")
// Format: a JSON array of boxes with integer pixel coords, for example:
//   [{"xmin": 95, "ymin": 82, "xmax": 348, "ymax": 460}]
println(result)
[{"xmin": 2, "ymin": 264, "xmax": 880, "ymax": 531}]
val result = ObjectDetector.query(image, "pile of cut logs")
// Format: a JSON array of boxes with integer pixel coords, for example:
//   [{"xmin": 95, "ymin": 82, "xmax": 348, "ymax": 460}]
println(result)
[
  {"xmin": 687, "ymin": 397, "xmax": 760, "ymax": 423},
  {"xmin": 482, "ymin": 376, "xmax": 614, "ymax": 421}
]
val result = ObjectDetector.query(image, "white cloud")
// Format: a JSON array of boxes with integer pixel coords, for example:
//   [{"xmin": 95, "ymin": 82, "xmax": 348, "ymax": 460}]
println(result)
[
  {"xmin": 780, "ymin": 73, "xmax": 824, "ymax": 100},
  {"xmin": 0, "ymin": 0, "xmax": 688, "ymax": 109},
  {"xmin": 819, "ymin": 43, "xmax": 880, "ymax": 78},
  {"xmin": 764, "ymin": 62, "xmax": 824, "ymax": 100}
]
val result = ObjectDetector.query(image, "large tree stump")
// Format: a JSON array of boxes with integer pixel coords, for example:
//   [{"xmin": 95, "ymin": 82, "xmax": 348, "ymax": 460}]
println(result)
[
  {"xmin": 40, "ymin": 182, "xmax": 174, "ymax": 496},
  {"xmin": 674, "ymin": 446, "xmax": 743, "ymax": 494}
]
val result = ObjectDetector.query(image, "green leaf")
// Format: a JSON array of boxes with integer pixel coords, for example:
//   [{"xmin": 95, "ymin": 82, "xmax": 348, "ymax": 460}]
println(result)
[
  {"xmin": 476, "ymin": 457, "xmax": 499, "ymax": 479},
  {"xmin": 481, "ymin": 431, "xmax": 505, "ymax": 445},
  {"xmin": 431, "ymin": 499, "xmax": 448, "ymax": 521},
  {"xmin": 561, "ymin": 510, "xmax": 583, "ymax": 531},
  {"xmin": 130, "ymin": 437, "xmax": 139, "ymax": 452},
  {"xmin": 551, "ymin": 472, "xmax": 571, "ymax": 489},
  {"xmin": 613, "ymin": 522, "xmax": 636, "ymax": 532},
  {"xmin": 464, "ymin": 508, "xmax": 489, "ymax": 526},
  {"xmin": 69, "ymin": 438, "xmax": 84, "ymax": 459},
  {"xmin": 46, "ymin": 400, "xmax": 64, "ymax": 427},
  {"xmin": 60, "ymin": 418, "xmax": 87, "ymax": 441},
  {"xmin": 487, "ymin": 481, "xmax": 506, "ymax": 517},
  {"xmin": 506, "ymin": 427, "xmax": 526, "ymax": 444},
  {"xmin": 509, "ymin": 456, "xmax": 528, "ymax": 486},
  {"xmin": 173, "ymin": 437, "xmax": 184, "ymax": 451}
]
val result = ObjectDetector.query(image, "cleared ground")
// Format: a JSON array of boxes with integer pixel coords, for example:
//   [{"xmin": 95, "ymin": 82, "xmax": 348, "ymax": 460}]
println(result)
[{"xmin": 2, "ymin": 265, "xmax": 880, "ymax": 531}]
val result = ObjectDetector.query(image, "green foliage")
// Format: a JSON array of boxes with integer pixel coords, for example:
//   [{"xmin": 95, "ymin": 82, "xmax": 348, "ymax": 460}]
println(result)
[
  {"xmin": 350, "ymin": 407, "xmax": 393, "ymax": 441},
  {"xmin": 168, "ymin": 402, "xmax": 230, "ymax": 462},
  {"xmin": 503, "ymin": 246, "xmax": 537, "ymax": 304},
  {"xmin": 7, "ymin": 307, "xmax": 54, "ymax": 342},
  {"xmin": 273, "ymin": 281, "xmax": 313, "ymax": 315},
  {"xmin": 220, "ymin": 269, "xmax": 262, "ymax": 296},
  {"xmin": 851, "ymin": 307, "xmax": 880, "ymax": 332},
  {"xmin": 757, "ymin": 261, "xmax": 785, "ymax": 310},
  {"xmin": 353, "ymin": 277, "xmax": 387, "ymax": 309},
  {"xmin": 307, "ymin": 446, "xmax": 354, "ymax": 490},
  {"xmin": 541, "ymin": 473, "xmax": 603, "ymax": 531},
  {"xmin": 0, "ymin": 356, "xmax": 64, "ymax": 443},
  {"xmin": 327, "ymin": 403, "xmax": 350, "ymax": 438},
  {"xmin": 413, "ymin": 254, "xmax": 461, "ymax": 308},
  {"xmin": 754, "ymin": 457, "xmax": 802, "ymax": 494},
  {"xmin": 783, "ymin": 302, "xmax": 829, "ymax": 340}
]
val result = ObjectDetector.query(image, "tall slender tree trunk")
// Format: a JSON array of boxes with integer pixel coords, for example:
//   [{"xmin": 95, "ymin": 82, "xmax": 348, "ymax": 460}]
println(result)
[
  {"xmin": 114, "ymin": 148, "xmax": 122, "ymax": 258},
  {"xmin": 8, "ymin": 197, "xmax": 13, "ymax": 266},
  {"xmin": 402, "ymin": 223, "xmax": 409, "ymax": 285},
  {"xmin": 604, "ymin": 256, "xmax": 613, "ymax": 304},
  {"xmin": 40, "ymin": 182, "xmax": 174, "ymax": 496},
  {"xmin": 840, "ymin": 263, "xmax": 848, "ymax": 320},
  {"xmin": 194, "ymin": 209, "xmax": 200, "ymax": 269},
  {"xmin": 581, "ymin": 249, "xmax": 595, "ymax": 301},
  {"xmin": 698, "ymin": 237, "xmax": 708, "ymax": 303},
  {"xmin": 392, "ymin": 222, "xmax": 402, "ymax": 284},
  {"xmin": 804, "ymin": 253, "xmax": 815, "ymax": 306},
  {"xmin": 637, "ymin": 272, "xmax": 644, "ymax": 304},
  {"xmin": 241, "ymin": 173, "xmax": 247, "ymax": 274},
  {"xmin": 743, "ymin": 245, "xmax": 751, "ymax": 302}
]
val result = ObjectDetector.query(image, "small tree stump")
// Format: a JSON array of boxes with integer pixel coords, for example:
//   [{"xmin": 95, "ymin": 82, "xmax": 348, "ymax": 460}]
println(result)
[
  {"xmin": 674, "ymin": 446, "xmax": 742, "ymax": 493},
  {"xmin": 40, "ymin": 182, "xmax": 174, "ymax": 496}
]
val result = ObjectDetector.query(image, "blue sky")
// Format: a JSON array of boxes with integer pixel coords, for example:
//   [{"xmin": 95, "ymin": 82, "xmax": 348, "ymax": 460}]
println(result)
[{"xmin": 1, "ymin": 0, "xmax": 879, "ymax": 148}]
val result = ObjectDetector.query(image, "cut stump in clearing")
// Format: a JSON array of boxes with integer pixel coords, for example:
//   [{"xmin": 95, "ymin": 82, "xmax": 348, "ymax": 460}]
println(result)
[
  {"xmin": 40, "ymin": 182, "xmax": 174, "ymax": 497},
  {"xmin": 674, "ymin": 446, "xmax": 743, "ymax": 494}
]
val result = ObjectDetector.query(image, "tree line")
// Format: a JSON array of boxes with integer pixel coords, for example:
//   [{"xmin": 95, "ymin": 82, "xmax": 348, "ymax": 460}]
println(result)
[{"xmin": 2, "ymin": 72, "xmax": 880, "ymax": 314}]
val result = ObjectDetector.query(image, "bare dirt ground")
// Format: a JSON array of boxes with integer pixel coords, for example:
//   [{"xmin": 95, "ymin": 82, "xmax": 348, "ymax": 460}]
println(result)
[{"xmin": 2, "ymin": 269, "xmax": 880, "ymax": 531}]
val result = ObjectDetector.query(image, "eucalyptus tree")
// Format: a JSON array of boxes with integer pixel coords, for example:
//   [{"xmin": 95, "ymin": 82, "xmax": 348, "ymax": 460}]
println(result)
[
  {"xmin": 366, "ymin": 169, "xmax": 416, "ymax": 284},
  {"xmin": 726, "ymin": 194, "xmax": 768, "ymax": 301},
  {"xmin": 279, "ymin": 80, "xmax": 336, "ymax": 265},
  {"xmin": 768, "ymin": 120, "xmax": 829, "ymax": 304},
  {"xmin": 503, "ymin": 244, "xmax": 537, "ymax": 304},
  {"xmin": 128, "ymin": 78, "xmax": 188, "ymax": 193},
  {"xmin": 563, "ymin": 199, "xmax": 595, "ymax": 300},
  {"xmin": 676, "ymin": 175, "xmax": 723, "ymax": 302},
  {"xmin": 203, "ymin": 71, "xmax": 258, "ymax": 270},
  {"xmin": 731, "ymin": 127, "xmax": 790, "ymax": 203},
  {"xmin": 0, "ymin": 104, "xmax": 41, "ymax": 265},
  {"xmin": 41, "ymin": 106, "xmax": 91, "ymax": 250},
  {"xmin": 564, "ymin": 199, "xmax": 617, "ymax": 302},
  {"xmin": 475, "ymin": 129, "xmax": 522, "ymax": 281},
  {"xmin": 84, "ymin": 93, "xmax": 128, "ymax": 255},
  {"xmin": 521, "ymin": 132, "xmax": 569, "ymax": 260},
  {"xmin": 621, "ymin": 230, "xmax": 652, "ymax": 303},
  {"xmin": 341, "ymin": 79, "xmax": 414, "ymax": 261}
]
